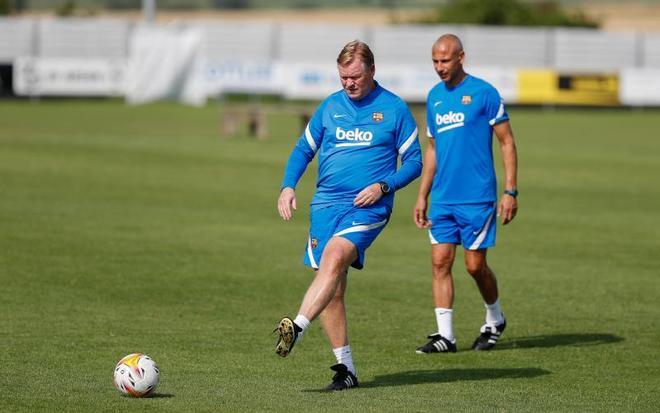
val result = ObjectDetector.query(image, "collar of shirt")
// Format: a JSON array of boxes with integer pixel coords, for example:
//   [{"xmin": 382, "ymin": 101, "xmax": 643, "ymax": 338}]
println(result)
[{"xmin": 443, "ymin": 74, "xmax": 471, "ymax": 92}]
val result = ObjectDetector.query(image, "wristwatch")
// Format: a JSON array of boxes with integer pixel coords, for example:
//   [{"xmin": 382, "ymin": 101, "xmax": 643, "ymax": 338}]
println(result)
[
  {"xmin": 503, "ymin": 188, "xmax": 518, "ymax": 198},
  {"xmin": 378, "ymin": 181, "xmax": 391, "ymax": 194}
]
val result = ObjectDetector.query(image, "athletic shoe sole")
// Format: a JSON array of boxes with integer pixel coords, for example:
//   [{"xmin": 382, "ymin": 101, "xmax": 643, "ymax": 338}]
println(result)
[{"xmin": 275, "ymin": 317, "xmax": 296, "ymax": 357}]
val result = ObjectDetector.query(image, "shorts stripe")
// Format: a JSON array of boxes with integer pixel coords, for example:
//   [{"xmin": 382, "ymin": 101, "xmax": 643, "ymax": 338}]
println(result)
[
  {"xmin": 428, "ymin": 230, "xmax": 439, "ymax": 244},
  {"xmin": 307, "ymin": 236, "xmax": 319, "ymax": 269},
  {"xmin": 468, "ymin": 204, "xmax": 496, "ymax": 250},
  {"xmin": 333, "ymin": 219, "xmax": 387, "ymax": 237}
]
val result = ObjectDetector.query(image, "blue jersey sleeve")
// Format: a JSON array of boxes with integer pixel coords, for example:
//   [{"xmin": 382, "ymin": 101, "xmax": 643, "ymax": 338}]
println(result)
[
  {"xmin": 281, "ymin": 101, "xmax": 326, "ymax": 190},
  {"xmin": 484, "ymin": 86, "xmax": 509, "ymax": 126},
  {"xmin": 383, "ymin": 101, "xmax": 422, "ymax": 191}
]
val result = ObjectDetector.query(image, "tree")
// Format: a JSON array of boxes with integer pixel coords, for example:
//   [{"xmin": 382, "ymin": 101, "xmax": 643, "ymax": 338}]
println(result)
[
  {"xmin": 0, "ymin": 0, "xmax": 13, "ymax": 15},
  {"xmin": 417, "ymin": 0, "xmax": 598, "ymax": 28}
]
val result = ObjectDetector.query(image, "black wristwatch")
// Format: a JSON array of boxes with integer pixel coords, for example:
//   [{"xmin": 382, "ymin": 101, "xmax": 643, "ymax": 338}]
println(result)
[
  {"xmin": 503, "ymin": 188, "xmax": 518, "ymax": 198},
  {"xmin": 378, "ymin": 181, "xmax": 391, "ymax": 194}
]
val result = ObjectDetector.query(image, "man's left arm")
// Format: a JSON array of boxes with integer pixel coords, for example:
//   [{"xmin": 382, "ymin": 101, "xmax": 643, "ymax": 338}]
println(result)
[
  {"xmin": 389, "ymin": 128, "xmax": 423, "ymax": 190},
  {"xmin": 493, "ymin": 121, "xmax": 518, "ymax": 225},
  {"xmin": 385, "ymin": 104, "xmax": 423, "ymax": 191}
]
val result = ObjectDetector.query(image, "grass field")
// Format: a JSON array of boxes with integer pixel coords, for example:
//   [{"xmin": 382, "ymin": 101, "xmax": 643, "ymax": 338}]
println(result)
[{"xmin": 1, "ymin": 100, "xmax": 659, "ymax": 412}]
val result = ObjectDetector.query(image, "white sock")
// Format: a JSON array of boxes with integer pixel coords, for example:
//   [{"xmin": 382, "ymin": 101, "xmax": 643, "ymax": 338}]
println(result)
[
  {"xmin": 332, "ymin": 345, "xmax": 356, "ymax": 376},
  {"xmin": 293, "ymin": 314, "xmax": 311, "ymax": 339},
  {"xmin": 434, "ymin": 307, "xmax": 455, "ymax": 342},
  {"xmin": 485, "ymin": 299, "xmax": 504, "ymax": 326}
]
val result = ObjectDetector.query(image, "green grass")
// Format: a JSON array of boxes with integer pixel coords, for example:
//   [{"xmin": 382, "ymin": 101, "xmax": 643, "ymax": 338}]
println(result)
[{"xmin": 0, "ymin": 100, "xmax": 658, "ymax": 412}]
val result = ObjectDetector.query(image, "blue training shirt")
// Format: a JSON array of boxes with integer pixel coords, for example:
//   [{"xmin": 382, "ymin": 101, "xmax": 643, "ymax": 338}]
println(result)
[
  {"xmin": 282, "ymin": 82, "xmax": 422, "ymax": 212},
  {"xmin": 426, "ymin": 74, "xmax": 509, "ymax": 205}
]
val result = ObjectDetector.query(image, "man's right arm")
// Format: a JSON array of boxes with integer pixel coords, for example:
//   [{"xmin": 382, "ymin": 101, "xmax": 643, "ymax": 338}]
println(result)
[
  {"xmin": 278, "ymin": 105, "xmax": 324, "ymax": 220},
  {"xmin": 414, "ymin": 138, "xmax": 436, "ymax": 229},
  {"xmin": 277, "ymin": 138, "xmax": 316, "ymax": 221},
  {"xmin": 281, "ymin": 138, "xmax": 316, "ymax": 191},
  {"xmin": 278, "ymin": 187, "xmax": 297, "ymax": 221}
]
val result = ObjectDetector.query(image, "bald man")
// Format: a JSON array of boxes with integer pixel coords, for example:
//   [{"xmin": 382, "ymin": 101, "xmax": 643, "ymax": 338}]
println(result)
[{"xmin": 414, "ymin": 34, "xmax": 519, "ymax": 353}]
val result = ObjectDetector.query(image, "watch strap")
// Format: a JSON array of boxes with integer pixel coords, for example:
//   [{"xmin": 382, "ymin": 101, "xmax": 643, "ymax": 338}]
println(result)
[{"xmin": 503, "ymin": 188, "xmax": 518, "ymax": 198}]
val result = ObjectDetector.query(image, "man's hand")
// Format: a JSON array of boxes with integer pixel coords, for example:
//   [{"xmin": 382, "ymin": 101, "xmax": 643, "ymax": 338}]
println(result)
[
  {"xmin": 353, "ymin": 183, "xmax": 383, "ymax": 207},
  {"xmin": 414, "ymin": 197, "xmax": 432, "ymax": 229},
  {"xmin": 498, "ymin": 194, "xmax": 518, "ymax": 225},
  {"xmin": 278, "ymin": 187, "xmax": 297, "ymax": 220}
]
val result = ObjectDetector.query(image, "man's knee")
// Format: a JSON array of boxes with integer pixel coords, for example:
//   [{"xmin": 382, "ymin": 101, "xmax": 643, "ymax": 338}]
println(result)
[
  {"xmin": 464, "ymin": 249, "xmax": 490, "ymax": 278},
  {"xmin": 431, "ymin": 255, "xmax": 453, "ymax": 278},
  {"xmin": 431, "ymin": 244, "xmax": 456, "ymax": 276},
  {"xmin": 322, "ymin": 238, "xmax": 357, "ymax": 270},
  {"xmin": 466, "ymin": 260, "xmax": 490, "ymax": 278}
]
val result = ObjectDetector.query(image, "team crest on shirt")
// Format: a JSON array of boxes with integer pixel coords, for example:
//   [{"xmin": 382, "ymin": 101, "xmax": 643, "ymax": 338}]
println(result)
[
  {"xmin": 311, "ymin": 238, "xmax": 318, "ymax": 249},
  {"xmin": 461, "ymin": 95, "xmax": 472, "ymax": 105},
  {"xmin": 372, "ymin": 112, "xmax": 384, "ymax": 122}
]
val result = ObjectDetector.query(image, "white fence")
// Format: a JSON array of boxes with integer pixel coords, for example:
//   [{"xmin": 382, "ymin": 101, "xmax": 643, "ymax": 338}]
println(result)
[
  {"xmin": 643, "ymin": 33, "xmax": 660, "ymax": 68},
  {"xmin": 2, "ymin": 17, "xmax": 658, "ymax": 70},
  {"xmin": 2, "ymin": 17, "xmax": 660, "ymax": 105},
  {"xmin": 38, "ymin": 18, "xmax": 130, "ymax": 59},
  {"xmin": 0, "ymin": 18, "xmax": 33, "ymax": 62}
]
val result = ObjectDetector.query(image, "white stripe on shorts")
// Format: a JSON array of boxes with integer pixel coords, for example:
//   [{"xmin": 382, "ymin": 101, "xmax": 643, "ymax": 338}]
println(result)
[
  {"xmin": 307, "ymin": 236, "xmax": 319, "ymax": 269},
  {"xmin": 468, "ymin": 203, "xmax": 496, "ymax": 250},
  {"xmin": 333, "ymin": 219, "xmax": 387, "ymax": 237},
  {"xmin": 428, "ymin": 230, "xmax": 439, "ymax": 244}
]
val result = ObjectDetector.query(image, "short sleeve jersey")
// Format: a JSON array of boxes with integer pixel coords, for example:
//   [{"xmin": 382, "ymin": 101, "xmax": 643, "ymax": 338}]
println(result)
[
  {"xmin": 426, "ymin": 75, "xmax": 509, "ymax": 205},
  {"xmin": 282, "ymin": 82, "xmax": 422, "ymax": 211}
]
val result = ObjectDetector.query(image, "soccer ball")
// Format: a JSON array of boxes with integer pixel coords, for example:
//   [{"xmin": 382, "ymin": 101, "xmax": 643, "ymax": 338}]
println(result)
[{"xmin": 113, "ymin": 353, "xmax": 160, "ymax": 397}]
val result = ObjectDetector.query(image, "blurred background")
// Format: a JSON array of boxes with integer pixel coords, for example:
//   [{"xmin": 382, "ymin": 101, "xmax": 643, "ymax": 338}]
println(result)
[
  {"xmin": 2, "ymin": 3, "xmax": 660, "ymax": 410},
  {"xmin": 1, "ymin": 0, "xmax": 660, "ymax": 108}
]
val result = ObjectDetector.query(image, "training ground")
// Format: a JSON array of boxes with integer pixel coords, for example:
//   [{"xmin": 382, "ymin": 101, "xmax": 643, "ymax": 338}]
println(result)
[{"xmin": 0, "ymin": 100, "xmax": 658, "ymax": 411}]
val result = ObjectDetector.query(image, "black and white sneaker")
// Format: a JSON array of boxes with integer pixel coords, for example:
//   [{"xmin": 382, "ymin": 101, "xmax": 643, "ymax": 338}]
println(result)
[
  {"xmin": 416, "ymin": 333, "xmax": 457, "ymax": 354},
  {"xmin": 326, "ymin": 363, "xmax": 359, "ymax": 391},
  {"xmin": 274, "ymin": 317, "xmax": 301, "ymax": 357},
  {"xmin": 471, "ymin": 318, "xmax": 506, "ymax": 351}
]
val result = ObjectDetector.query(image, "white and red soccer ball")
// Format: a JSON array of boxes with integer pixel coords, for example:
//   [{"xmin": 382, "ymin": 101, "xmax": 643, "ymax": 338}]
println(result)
[{"xmin": 113, "ymin": 353, "xmax": 160, "ymax": 397}]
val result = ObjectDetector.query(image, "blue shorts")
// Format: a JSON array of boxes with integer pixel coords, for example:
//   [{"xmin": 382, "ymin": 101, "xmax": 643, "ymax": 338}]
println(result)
[
  {"xmin": 428, "ymin": 202, "xmax": 497, "ymax": 250},
  {"xmin": 304, "ymin": 203, "xmax": 390, "ymax": 270}
]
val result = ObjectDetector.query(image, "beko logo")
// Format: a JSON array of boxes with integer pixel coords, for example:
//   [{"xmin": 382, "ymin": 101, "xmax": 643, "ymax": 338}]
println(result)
[
  {"xmin": 436, "ymin": 111, "xmax": 465, "ymax": 125},
  {"xmin": 336, "ymin": 127, "xmax": 373, "ymax": 141},
  {"xmin": 435, "ymin": 111, "xmax": 466, "ymax": 133},
  {"xmin": 335, "ymin": 127, "xmax": 373, "ymax": 147}
]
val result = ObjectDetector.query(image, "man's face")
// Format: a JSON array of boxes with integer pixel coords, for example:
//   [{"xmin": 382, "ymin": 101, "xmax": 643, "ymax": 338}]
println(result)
[
  {"xmin": 432, "ymin": 41, "xmax": 464, "ymax": 85},
  {"xmin": 338, "ymin": 59, "xmax": 375, "ymax": 100}
]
